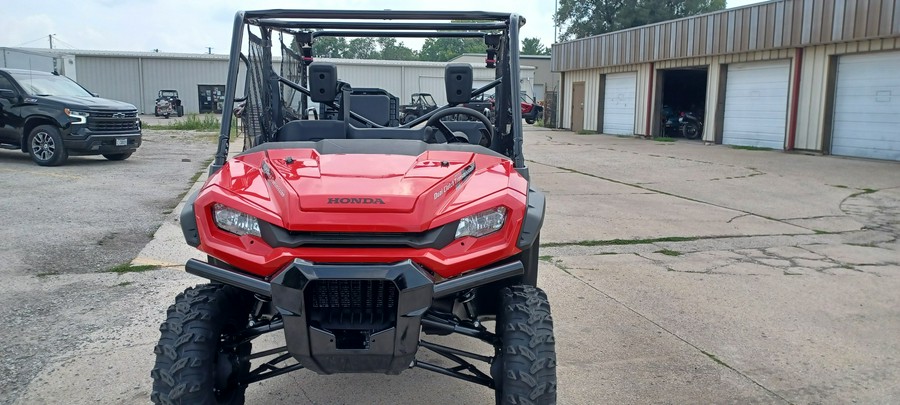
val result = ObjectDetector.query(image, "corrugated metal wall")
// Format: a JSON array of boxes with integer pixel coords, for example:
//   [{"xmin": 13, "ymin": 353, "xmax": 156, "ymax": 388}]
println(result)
[
  {"xmin": 795, "ymin": 37, "xmax": 900, "ymax": 150},
  {"xmin": 553, "ymin": 0, "xmax": 900, "ymax": 72},
  {"xmin": 73, "ymin": 56, "xmax": 532, "ymax": 115},
  {"xmin": 560, "ymin": 63, "xmax": 651, "ymax": 134},
  {"xmin": 74, "ymin": 57, "xmax": 142, "ymax": 110},
  {"xmin": 560, "ymin": 49, "xmax": 795, "ymax": 139},
  {"xmin": 140, "ymin": 58, "xmax": 238, "ymax": 115}
]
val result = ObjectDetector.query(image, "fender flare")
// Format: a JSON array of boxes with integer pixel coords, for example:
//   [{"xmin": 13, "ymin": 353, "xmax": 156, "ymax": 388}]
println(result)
[{"xmin": 516, "ymin": 187, "xmax": 545, "ymax": 249}]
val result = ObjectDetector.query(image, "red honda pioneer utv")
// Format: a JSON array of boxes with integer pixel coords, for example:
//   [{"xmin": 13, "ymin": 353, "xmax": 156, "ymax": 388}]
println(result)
[{"xmin": 152, "ymin": 9, "xmax": 554, "ymax": 405}]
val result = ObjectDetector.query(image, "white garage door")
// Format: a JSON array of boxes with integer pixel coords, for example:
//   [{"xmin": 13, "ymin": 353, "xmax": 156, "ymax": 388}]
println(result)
[
  {"xmin": 603, "ymin": 72, "xmax": 637, "ymax": 135},
  {"xmin": 832, "ymin": 51, "xmax": 900, "ymax": 161},
  {"xmin": 723, "ymin": 60, "xmax": 791, "ymax": 149}
]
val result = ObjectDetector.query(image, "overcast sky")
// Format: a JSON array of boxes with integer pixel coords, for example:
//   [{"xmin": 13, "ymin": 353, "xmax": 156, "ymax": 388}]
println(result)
[{"xmin": 1, "ymin": 0, "xmax": 767, "ymax": 54}]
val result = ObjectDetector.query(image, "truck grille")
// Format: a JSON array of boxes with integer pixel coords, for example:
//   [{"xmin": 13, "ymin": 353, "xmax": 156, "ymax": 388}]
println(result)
[
  {"xmin": 87, "ymin": 110, "xmax": 139, "ymax": 132},
  {"xmin": 306, "ymin": 279, "xmax": 398, "ymax": 331}
]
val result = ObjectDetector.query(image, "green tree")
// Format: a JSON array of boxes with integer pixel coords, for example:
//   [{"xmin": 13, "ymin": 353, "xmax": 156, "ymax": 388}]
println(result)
[
  {"xmin": 377, "ymin": 38, "xmax": 419, "ymax": 61},
  {"xmin": 521, "ymin": 37, "xmax": 549, "ymax": 55},
  {"xmin": 555, "ymin": 0, "xmax": 725, "ymax": 40},
  {"xmin": 420, "ymin": 38, "xmax": 485, "ymax": 62},
  {"xmin": 346, "ymin": 38, "xmax": 378, "ymax": 59},
  {"xmin": 311, "ymin": 36, "xmax": 349, "ymax": 58}
]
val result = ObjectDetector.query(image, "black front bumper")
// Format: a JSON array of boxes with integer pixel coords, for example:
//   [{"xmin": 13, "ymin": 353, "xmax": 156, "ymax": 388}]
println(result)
[
  {"xmin": 270, "ymin": 259, "xmax": 433, "ymax": 374},
  {"xmin": 184, "ymin": 258, "xmax": 524, "ymax": 375},
  {"xmin": 62, "ymin": 126, "xmax": 141, "ymax": 155}
]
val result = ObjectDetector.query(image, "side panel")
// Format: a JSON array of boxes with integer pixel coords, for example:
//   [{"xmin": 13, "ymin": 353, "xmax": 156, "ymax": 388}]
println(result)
[
  {"xmin": 602, "ymin": 72, "xmax": 637, "ymax": 135},
  {"xmin": 831, "ymin": 50, "xmax": 900, "ymax": 160},
  {"xmin": 722, "ymin": 60, "xmax": 791, "ymax": 149}
]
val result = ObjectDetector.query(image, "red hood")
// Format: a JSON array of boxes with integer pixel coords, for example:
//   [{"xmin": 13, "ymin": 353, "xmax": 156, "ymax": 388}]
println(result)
[{"xmin": 205, "ymin": 146, "xmax": 528, "ymax": 232}]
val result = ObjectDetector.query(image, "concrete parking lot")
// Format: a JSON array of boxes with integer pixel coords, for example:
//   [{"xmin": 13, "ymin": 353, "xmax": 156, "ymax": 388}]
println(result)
[{"xmin": 6, "ymin": 127, "xmax": 900, "ymax": 404}]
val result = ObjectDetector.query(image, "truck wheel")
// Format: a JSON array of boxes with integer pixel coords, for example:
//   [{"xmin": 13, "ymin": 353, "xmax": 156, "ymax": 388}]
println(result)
[
  {"xmin": 402, "ymin": 114, "xmax": 417, "ymax": 125},
  {"xmin": 526, "ymin": 118, "xmax": 536, "ymax": 125},
  {"xmin": 151, "ymin": 284, "xmax": 254, "ymax": 405},
  {"xmin": 27, "ymin": 125, "xmax": 68, "ymax": 166},
  {"xmin": 154, "ymin": 108, "xmax": 160, "ymax": 117},
  {"xmin": 103, "ymin": 152, "xmax": 133, "ymax": 161},
  {"xmin": 177, "ymin": 106, "xmax": 184, "ymax": 117},
  {"xmin": 492, "ymin": 285, "xmax": 557, "ymax": 405}
]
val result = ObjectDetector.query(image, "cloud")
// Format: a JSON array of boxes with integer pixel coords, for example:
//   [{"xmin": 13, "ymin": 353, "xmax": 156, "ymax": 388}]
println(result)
[{"xmin": 1, "ymin": 0, "xmax": 558, "ymax": 54}]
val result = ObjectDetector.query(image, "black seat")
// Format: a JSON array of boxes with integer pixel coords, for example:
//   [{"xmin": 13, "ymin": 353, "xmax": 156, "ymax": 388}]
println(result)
[{"xmin": 275, "ymin": 120, "xmax": 347, "ymax": 142}]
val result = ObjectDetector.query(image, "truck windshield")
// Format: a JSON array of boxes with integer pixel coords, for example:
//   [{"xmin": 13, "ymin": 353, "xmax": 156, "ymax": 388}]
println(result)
[{"xmin": 10, "ymin": 72, "xmax": 93, "ymax": 97}]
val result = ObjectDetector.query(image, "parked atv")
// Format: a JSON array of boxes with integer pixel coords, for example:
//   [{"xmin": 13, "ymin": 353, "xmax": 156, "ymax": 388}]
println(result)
[
  {"xmin": 153, "ymin": 89, "xmax": 183, "ymax": 118},
  {"xmin": 521, "ymin": 94, "xmax": 543, "ymax": 125},
  {"xmin": 151, "ymin": 9, "xmax": 555, "ymax": 405},
  {"xmin": 400, "ymin": 92, "xmax": 437, "ymax": 124}
]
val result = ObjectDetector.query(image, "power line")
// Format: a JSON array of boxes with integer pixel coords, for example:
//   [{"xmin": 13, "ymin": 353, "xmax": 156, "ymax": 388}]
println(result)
[
  {"xmin": 51, "ymin": 35, "xmax": 77, "ymax": 49},
  {"xmin": 14, "ymin": 36, "xmax": 47, "ymax": 47}
]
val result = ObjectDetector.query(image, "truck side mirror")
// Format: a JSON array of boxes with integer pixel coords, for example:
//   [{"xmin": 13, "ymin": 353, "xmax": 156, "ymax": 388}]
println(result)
[
  {"xmin": 91, "ymin": 92, "xmax": 100, "ymax": 97},
  {"xmin": 0, "ymin": 89, "xmax": 16, "ymax": 99}
]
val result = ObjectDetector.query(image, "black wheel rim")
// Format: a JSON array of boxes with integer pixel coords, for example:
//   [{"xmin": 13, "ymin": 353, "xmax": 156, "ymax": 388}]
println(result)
[{"xmin": 31, "ymin": 131, "xmax": 55, "ymax": 161}]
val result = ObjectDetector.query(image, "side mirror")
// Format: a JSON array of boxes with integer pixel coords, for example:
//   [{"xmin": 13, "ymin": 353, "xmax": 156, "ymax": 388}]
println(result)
[
  {"xmin": 0, "ymin": 89, "xmax": 16, "ymax": 100},
  {"xmin": 91, "ymin": 92, "xmax": 100, "ymax": 97}
]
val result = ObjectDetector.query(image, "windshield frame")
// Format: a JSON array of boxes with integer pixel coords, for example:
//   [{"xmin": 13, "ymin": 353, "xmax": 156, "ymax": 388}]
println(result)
[{"xmin": 9, "ymin": 72, "xmax": 94, "ymax": 98}]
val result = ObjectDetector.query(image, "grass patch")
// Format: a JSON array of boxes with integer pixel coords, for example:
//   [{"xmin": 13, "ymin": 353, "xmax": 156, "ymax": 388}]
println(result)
[
  {"xmin": 831, "ymin": 184, "xmax": 849, "ymax": 189},
  {"xmin": 145, "ymin": 113, "xmax": 223, "ymax": 132},
  {"xmin": 576, "ymin": 129, "xmax": 595, "ymax": 135},
  {"xmin": 543, "ymin": 236, "xmax": 700, "ymax": 248},
  {"xmin": 654, "ymin": 249, "xmax": 682, "ymax": 256},
  {"xmin": 731, "ymin": 145, "xmax": 773, "ymax": 151},
  {"xmin": 190, "ymin": 157, "xmax": 215, "ymax": 184},
  {"xmin": 813, "ymin": 229, "xmax": 832, "ymax": 235},
  {"xmin": 538, "ymin": 255, "xmax": 554, "ymax": 262},
  {"xmin": 36, "ymin": 271, "xmax": 61, "ymax": 278},
  {"xmin": 653, "ymin": 137, "xmax": 676, "ymax": 142},
  {"xmin": 849, "ymin": 188, "xmax": 879, "ymax": 198},
  {"xmin": 115, "ymin": 281, "xmax": 133, "ymax": 287},
  {"xmin": 104, "ymin": 263, "xmax": 159, "ymax": 274}
]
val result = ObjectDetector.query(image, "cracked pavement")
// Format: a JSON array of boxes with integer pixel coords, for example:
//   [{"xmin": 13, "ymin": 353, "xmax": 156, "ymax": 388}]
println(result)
[
  {"xmin": 8, "ymin": 127, "xmax": 900, "ymax": 404},
  {"xmin": 530, "ymin": 128, "xmax": 900, "ymax": 404}
]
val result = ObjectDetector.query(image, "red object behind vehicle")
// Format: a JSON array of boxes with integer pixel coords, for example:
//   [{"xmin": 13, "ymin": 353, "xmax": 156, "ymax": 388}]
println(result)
[{"xmin": 521, "ymin": 102, "xmax": 534, "ymax": 114}]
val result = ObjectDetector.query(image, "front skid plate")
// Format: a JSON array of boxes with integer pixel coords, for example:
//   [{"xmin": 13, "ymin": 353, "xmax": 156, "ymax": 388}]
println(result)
[{"xmin": 270, "ymin": 259, "xmax": 433, "ymax": 374}]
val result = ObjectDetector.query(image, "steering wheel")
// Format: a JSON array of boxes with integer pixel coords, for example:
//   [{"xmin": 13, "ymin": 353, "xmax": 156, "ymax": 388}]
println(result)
[{"xmin": 424, "ymin": 107, "xmax": 495, "ymax": 144}]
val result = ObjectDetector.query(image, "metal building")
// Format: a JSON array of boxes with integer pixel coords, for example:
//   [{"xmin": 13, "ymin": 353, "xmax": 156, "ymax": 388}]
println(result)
[
  {"xmin": 1, "ymin": 47, "xmax": 535, "ymax": 117},
  {"xmin": 552, "ymin": 0, "xmax": 900, "ymax": 161},
  {"xmin": 452, "ymin": 53, "xmax": 556, "ymax": 102}
]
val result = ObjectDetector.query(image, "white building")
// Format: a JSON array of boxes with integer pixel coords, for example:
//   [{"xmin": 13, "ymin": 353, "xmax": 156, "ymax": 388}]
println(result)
[{"xmin": 1, "ymin": 47, "xmax": 535, "ymax": 115}]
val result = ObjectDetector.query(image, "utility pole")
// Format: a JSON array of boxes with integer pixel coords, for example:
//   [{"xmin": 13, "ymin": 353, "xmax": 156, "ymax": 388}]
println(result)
[
  {"xmin": 553, "ymin": 0, "xmax": 558, "ymax": 44},
  {"xmin": 206, "ymin": 47, "xmax": 213, "ymax": 54},
  {"xmin": 49, "ymin": 34, "xmax": 54, "ymax": 49}
]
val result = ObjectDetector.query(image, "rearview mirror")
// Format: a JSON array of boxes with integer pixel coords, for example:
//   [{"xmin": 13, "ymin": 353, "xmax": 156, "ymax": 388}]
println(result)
[{"xmin": 0, "ymin": 89, "xmax": 16, "ymax": 99}]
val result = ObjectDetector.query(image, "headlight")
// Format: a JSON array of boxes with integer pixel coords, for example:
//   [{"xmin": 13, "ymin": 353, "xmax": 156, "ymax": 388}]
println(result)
[
  {"xmin": 212, "ymin": 203, "xmax": 261, "ymax": 237},
  {"xmin": 64, "ymin": 108, "xmax": 89, "ymax": 124},
  {"xmin": 455, "ymin": 206, "xmax": 507, "ymax": 238}
]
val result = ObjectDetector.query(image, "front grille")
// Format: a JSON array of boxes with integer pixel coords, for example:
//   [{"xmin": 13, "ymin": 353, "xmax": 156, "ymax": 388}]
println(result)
[
  {"xmin": 90, "ymin": 110, "xmax": 138, "ymax": 118},
  {"xmin": 87, "ymin": 110, "xmax": 140, "ymax": 132},
  {"xmin": 306, "ymin": 279, "xmax": 398, "ymax": 330}
]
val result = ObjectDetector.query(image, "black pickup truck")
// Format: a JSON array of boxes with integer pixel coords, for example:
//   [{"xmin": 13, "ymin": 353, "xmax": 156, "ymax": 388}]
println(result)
[{"xmin": 0, "ymin": 68, "xmax": 141, "ymax": 166}]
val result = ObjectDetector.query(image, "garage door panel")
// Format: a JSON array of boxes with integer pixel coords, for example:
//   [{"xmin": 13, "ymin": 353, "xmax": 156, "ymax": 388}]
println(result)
[
  {"xmin": 832, "ymin": 51, "xmax": 900, "ymax": 161},
  {"xmin": 602, "ymin": 72, "xmax": 636, "ymax": 135},
  {"xmin": 723, "ymin": 60, "xmax": 790, "ymax": 149}
]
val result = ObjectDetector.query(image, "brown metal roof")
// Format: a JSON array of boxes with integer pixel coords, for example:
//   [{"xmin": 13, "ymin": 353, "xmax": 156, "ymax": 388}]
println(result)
[{"xmin": 552, "ymin": 0, "xmax": 900, "ymax": 71}]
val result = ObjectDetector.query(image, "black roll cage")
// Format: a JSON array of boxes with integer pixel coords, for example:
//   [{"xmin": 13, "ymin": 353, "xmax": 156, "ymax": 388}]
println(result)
[{"xmin": 213, "ymin": 9, "xmax": 527, "ymax": 175}]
